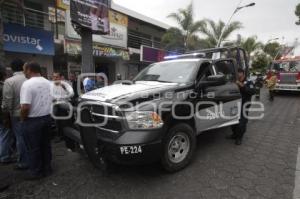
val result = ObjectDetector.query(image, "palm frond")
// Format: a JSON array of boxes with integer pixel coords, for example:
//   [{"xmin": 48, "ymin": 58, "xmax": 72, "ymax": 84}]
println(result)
[{"xmin": 222, "ymin": 21, "xmax": 243, "ymax": 40}]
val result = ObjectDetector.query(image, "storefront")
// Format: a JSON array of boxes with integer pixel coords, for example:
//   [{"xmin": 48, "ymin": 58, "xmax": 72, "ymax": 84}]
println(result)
[
  {"xmin": 64, "ymin": 39, "xmax": 129, "ymax": 83},
  {"xmin": 63, "ymin": 10, "xmax": 130, "ymax": 82},
  {"xmin": 3, "ymin": 23, "xmax": 55, "ymax": 78}
]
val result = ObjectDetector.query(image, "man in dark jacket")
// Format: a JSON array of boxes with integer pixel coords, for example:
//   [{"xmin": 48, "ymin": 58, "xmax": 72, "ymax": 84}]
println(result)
[
  {"xmin": 2, "ymin": 59, "xmax": 28, "ymax": 170},
  {"xmin": 228, "ymin": 68, "xmax": 256, "ymax": 145},
  {"xmin": 0, "ymin": 66, "xmax": 10, "ymax": 191}
]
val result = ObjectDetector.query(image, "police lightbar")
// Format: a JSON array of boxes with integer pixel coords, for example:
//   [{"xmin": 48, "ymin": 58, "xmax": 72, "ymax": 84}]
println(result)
[{"xmin": 164, "ymin": 53, "xmax": 206, "ymax": 60}]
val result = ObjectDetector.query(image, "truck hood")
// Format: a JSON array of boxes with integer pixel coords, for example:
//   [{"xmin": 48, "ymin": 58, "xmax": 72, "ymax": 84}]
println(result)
[{"xmin": 81, "ymin": 81, "xmax": 179, "ymax": 102}]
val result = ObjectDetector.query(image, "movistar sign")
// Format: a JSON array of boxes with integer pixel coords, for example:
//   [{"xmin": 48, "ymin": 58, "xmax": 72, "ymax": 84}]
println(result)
[{"xmin": 3, "ymin": 23, "xmax": 54, "ymax": 55}]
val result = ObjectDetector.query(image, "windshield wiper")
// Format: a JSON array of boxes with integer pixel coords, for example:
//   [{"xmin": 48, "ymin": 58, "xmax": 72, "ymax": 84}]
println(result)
[
  {"xmin": 136, "ymin": 80, "xmax": 174, "ymax": 83},
  {"xmin": 156, "ymin": 80, "xmax": 173, "ymax": 83}
]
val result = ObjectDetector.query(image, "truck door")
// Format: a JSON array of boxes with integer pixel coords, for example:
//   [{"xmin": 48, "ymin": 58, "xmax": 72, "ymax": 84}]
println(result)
[
  {"xmin": 213, "ymin": 59, "xmax": 241, "ymax": 126},
  {"xmin": 194, "ymin": 60, "xmax": 241, "ymax": 133}
]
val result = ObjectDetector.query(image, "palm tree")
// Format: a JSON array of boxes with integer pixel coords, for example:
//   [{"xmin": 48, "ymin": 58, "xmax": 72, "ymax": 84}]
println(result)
[
  {"xmin": 198, "ymin": 19, "xmax": 243, "ymax": 48},
  {"xmin": 162, "ymin": 3, "xmax": 205, "ymax": 52},
  {"xmin": 240, "ymin": 36, "xmax": 263, "ymax": 57}
]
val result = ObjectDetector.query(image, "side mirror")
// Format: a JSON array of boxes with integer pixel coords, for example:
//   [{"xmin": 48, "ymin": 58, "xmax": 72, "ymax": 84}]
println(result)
[{"xmin": 198, "ymin": 75, "xmax": 226, "ymax": 88}]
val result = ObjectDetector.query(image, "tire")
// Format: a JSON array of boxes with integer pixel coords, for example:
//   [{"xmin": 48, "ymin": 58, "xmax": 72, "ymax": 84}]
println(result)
[
  {"xmin": 161, "ymin": 123, "xmax": 196, "ymax": 172},
  {"xmin": 79, "ymin": 108, "xmax": 104, "ymax": 169},
  {"xmin": 80, "ymin": 126, "xmax": 107, "ymax": 169}
]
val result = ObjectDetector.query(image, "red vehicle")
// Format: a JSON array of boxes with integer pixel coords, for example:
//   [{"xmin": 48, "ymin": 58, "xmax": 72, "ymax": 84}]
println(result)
[{"xmin": 268, "ymin": 57, "xmax": 300, "ymax": 92}]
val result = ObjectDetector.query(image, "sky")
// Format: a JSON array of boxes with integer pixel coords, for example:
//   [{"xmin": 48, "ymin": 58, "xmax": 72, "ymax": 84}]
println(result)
[{"xmin": 114, "ymin": 0, "xmax": 300, "ymax": 45}]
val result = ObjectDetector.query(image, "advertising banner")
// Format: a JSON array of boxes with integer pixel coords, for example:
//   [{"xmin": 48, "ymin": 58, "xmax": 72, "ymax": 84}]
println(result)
[
  {"xmin": 140, "ymin": 45, "xmax": 166, "ymax": 62},
  {"xmin": 3, "ymin": 23, "xmax": 54, "ymax": 56},
  {"xmin": 65, "ymin": 39, "xmax": 129, "ymax": 60},
  {"xmin": 66, "ymin": 10, "xmax": 127, "ymax": 48},
  {"xmin": 109, "ymin": 10, "xmax": 128, "ymax": 27},
  {"xmin": 70, "ymin": 0, "xmax": 110, "ymax": 34},
  {"xmin": 57, "ymin": 0, "xmax": 70, "ymax": 10}
]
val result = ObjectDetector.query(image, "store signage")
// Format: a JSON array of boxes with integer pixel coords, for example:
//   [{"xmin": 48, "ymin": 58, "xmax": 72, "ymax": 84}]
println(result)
[
  {"xmin": 109, "ymin": 10, "xmax": 128, "ymax": 27},
  {"xmin": 65, "ymin": 39, "xmax": 129, "ymax": 60},
  {"xmin": 140, "ymin": 45, "xmax": 166, "ymax": 62},
  {"xmin": 57, "ymin": 0, "xmax": 70, "ymax": 10},
  {"xmin": 3, "ymin": 23, "xmax": 54, "ymax": 56},
  {"xmin": 66, "ymin": 11, "xmax": 127, "ymax": 48},
  {"xmin": 70, "ymin": 0, "xmax": 110, "ymax": 34}
]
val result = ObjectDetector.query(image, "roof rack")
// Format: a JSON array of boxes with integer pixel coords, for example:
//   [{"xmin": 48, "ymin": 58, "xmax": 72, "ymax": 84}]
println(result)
[
  {"xmin": 164, "ymin": 46, "xmax": 243, "ymax": 60},
  {"xmin": 186, "ymin": 46, "xmax": 243, "ymax": 54}
]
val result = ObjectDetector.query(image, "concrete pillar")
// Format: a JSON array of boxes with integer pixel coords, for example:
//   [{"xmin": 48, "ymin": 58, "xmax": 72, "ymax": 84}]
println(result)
[{"xmin": 81, "ymin": 28, "xmax": 94, "ymax": 73}]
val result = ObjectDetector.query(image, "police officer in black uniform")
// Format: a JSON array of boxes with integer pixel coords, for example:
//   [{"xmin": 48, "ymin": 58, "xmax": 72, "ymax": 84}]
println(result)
[{"xmin": 228, "ymin": 68, "xmax": 256, "ymax": 145}]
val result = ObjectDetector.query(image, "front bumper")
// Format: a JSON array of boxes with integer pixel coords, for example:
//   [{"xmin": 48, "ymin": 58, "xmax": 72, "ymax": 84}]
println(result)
[
  {"xmin": 63, "ymin": 126, "xmax": 164, "ymax": 165},
  {"xmin": 275, "ymin": 84, "xmax": 300, "ymax": 91},
  {"xmin": 96, "ymin": 128, "xmax": 164, "ymax": 165}
]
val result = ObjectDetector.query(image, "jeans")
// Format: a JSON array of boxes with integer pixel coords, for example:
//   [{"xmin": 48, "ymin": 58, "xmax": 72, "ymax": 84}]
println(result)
[
  {"xmin": 22, "ymin": 115, "xmax": 52, "ymax": 176},
  {"xmin": 11, "ymin": 117, "xmax": 28, "ymax": 168},
  {"xmin": 0, "ymin": 124, "xmax": 14, "ymax": 163}
]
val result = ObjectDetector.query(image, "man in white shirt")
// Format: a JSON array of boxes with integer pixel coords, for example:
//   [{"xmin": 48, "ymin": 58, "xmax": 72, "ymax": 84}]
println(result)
[
  {"xmin": 20, "ymin": 62, "xmax": 53, "ymax": 180},
  {"xmin": 51, "ymin": 72, "xmax": 74, "ymax": 101}
]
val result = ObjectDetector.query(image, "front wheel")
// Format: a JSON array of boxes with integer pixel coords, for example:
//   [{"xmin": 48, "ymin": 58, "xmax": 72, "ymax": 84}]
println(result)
[{"xmin": 161, "ymin": 123, "xmax": 196, "ymax": 172}]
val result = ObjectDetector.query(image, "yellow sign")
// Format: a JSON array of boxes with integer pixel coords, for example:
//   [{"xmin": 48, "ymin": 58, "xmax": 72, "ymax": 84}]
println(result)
[
  {"xmin": 48, "ymin": 7, "xmax": 66, "ymax": 23},
  {"xmin": 109, "ymin": 10, "xmax": 128, "ymax": 27},
  {"xmin": 65, "ymin": 40, "xmax": 130, "ymax": 61},
  {"xmin": 56, "ymin": 0, "xmax": 70, "ymax": 10}
]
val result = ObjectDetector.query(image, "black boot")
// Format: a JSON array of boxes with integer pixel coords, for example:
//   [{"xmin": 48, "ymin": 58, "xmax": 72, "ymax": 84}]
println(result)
[{"xmin": 235, "ymin": 138, "xmax": 242, "ymax": 145}]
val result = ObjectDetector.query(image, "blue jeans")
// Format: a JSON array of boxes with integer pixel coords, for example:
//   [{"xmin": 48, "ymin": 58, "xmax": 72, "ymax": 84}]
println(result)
[
  {"xmin": 0, "ymin": 124, "xmax": 14, "ymax": 163},
  {"xmin": 22, "ymin": 115, "xmax": 52, "ymax": 176},
  {"xmin": 12, "ymin": 117, "xmax": 28, "ymax": 168}
]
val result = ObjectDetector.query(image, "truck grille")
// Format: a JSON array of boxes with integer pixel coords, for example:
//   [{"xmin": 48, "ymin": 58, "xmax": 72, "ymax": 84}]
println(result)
[
  {"xmin": 280, "ymin": 73, "xmax": 297, "ymax": 84},
  {"xmin": 89, "ymin": 104, "xmax": 123, "ymax": 133}
]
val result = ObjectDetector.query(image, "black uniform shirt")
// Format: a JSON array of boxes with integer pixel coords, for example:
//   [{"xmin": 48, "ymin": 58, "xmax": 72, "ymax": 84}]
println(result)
[{"xmin": 240, "ymin": 80, "xmax": 256, "ymax": 105}]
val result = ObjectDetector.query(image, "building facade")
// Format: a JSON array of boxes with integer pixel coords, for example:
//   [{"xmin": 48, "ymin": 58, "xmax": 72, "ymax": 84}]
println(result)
[{"xmin": 1, "ymin": 0, "xmax": 169, "ymax": 81}]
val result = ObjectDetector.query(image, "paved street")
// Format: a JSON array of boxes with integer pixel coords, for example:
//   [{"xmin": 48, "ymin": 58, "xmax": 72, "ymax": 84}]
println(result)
[{"xmin": 1, "ymin": 89, "xmax": 300, "ymax": 199}]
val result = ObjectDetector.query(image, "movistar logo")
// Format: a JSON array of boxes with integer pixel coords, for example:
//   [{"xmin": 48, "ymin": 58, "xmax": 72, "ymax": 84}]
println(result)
[{"xmin": 3, "ymin": 34, "xmax": 43, "ymax": 51}]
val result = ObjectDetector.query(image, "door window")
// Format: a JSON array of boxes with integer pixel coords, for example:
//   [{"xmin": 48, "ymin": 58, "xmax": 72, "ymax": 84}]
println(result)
[{"xmin": 213, "ymin": 60, "xmax": 236, "ymax": 83}]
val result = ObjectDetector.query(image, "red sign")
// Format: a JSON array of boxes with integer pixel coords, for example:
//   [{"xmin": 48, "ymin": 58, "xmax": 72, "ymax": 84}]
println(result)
[{"xmin": 140, "ymin": 45, "xmax": 166, "ymax": 63}]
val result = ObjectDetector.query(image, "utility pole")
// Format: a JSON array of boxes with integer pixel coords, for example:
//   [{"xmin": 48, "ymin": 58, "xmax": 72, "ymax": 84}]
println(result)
[
  {"xmin": 80, "ymin": 27, "xmax": 94, "ymax": 73},
  {"xmin": 216, "ymin": 1, "xmax": 255, "ymax": 47},
  {"xmin": 0, "ymin": 0, "xmax": 5, "ymax": 66}
]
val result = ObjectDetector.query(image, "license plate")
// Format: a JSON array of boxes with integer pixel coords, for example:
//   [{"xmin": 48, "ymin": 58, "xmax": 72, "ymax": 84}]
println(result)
[{"xmin": 120, "ymin": 146, "xmax": 142, "ymax": 155}]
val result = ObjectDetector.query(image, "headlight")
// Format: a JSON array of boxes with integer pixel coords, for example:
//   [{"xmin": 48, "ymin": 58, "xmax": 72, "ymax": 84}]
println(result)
[{"xmin": 125, "ymin": 111, "xmax": 164, "ymax": 129}]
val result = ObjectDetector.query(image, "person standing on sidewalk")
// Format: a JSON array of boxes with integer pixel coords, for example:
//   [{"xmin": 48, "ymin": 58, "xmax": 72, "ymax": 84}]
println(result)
[
  {"xmin": 2, "ymin": 59, "xmax": 28, "ymax": 169},
  {"xmin": 266, "ymin": 70, "xmax": 277, "ymax": 101},
  {"xmin": 20, "ymin": 62, "xmax": 53, "ymax": 180},
  {"xmin": 0, "ymin": 66, "xmax": 11, "ymax": 191},
  {"xmin": 228, "ymin": 68, "xmax": 255, "ymax": 145},
  {"xmin": 0, "ymin": 66, "xmax": 14, "ymax": 164}
]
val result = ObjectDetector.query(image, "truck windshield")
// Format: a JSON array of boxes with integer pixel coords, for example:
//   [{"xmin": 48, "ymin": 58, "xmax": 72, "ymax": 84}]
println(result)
[
  {"xmin": 134, "ymin": 60, "xmax": 199, "ymax": 84},
  {"xmin": 272, "ymin": 61, "xmax": 300, "ymax": 72}
]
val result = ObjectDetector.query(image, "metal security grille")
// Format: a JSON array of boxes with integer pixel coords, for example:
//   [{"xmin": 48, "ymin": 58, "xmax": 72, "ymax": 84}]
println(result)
[{"xmin": 1, "ymin": 1, "xmax": 52, "ymax": 31}]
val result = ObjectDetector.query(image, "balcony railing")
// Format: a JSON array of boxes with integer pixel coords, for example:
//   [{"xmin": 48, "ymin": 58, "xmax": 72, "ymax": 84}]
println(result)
[
  {"xmin": 128, "ymin": 31, "xmax": 162, "ymax": 49},
  {"xmin": 1, "ymin": 2, "xmax": 53, "ymax": 32}
]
